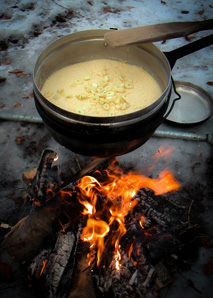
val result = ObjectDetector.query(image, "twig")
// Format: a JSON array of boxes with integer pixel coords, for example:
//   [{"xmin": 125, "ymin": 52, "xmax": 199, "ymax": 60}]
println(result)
[
  {"xmin": 142, "ymin": 266, "xmax": 155, "ymax": 288},
  {"xmin": 52, "ymin": 0, "xmax": 70, "ymax": 12},
  {"xmin": 3, "ymin": 216, "xmax": 28, "ymax": 239},
  {"xmin": 136, "ymin": 287, "xmax": 143, "ymax": 298},
  {"xmin": 129, "ymin": 270, "xmax": 138, "ymax": 286},
  {"xmin": 75, "ymin": 157, "xmax": 82, "ymax": 171},
  {"xmin": 0, "ymin": 222, "xmax": 11, "ymax": 229},
  {"xmin": 165, "ymin": 197, "xmax": 186, "ymax": 209},
  {"xmin": 188, "ymin": 200, "xmax": 194, "ymax": 227},
  {"xmin": 177, "ymin": 266, "xmax": 202, "ymax": 294}
]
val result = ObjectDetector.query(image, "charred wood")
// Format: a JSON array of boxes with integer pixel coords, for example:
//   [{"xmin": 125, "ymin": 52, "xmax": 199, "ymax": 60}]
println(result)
[
  {"xmin": 137, "ymin": 189, "xmax": 175, "ymax": 226},
  {"xmin": 29, "ymin": 149, "xmax": 60, "ymax": 205},
  {"xmin": 45, "ymin": 231, "xmax": 75, "ymax": 297},
  {"xmin": 57, "ymin": 222, "xmax": 83, "ymax": 298},
  {"xmin": 30, "ymin": 231, "xmax": 75, "ymax": 298},
  {"xmin": 0, "ymin": 156, "xmax": 111, "ymax": 264}
]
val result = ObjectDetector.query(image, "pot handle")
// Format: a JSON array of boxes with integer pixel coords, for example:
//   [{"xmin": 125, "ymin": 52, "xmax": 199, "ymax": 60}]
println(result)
[
  {"xmin": 163, "ymin": 77, "xmax": 181, "ymax": 119},
  {"xmin": 164, "ymin": 34, "xmax": 213, "ymax": 69}
]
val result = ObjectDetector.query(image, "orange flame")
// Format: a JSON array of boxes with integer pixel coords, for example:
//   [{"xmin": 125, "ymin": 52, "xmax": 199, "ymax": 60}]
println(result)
[
  {"xmin": 59, "ymin": 219, "xmax": 65, "ymax": 233},
  {"xmin": 139, "ymin": 216, "xmax": 146, "ymax": 229},
  {"xmin": 147, "ymin": 145, "xmax": 176, "ymax": 173},
  {"xmin": 114, "ymin": 245, "xmax": 121, "ymax": 270},
  {"xmin": 128, "ymin": 242, "xmax": 134, "ymax": 260},
  {"xmin": 40, "ymin": 259, "xmax": 48, "ymax": 276},
  {"xmin": 54, "ymin": 155, "xmax": 58, "ymax": 162},
  {"xmin": 77, "ymin": 162, "xmax": 180, "ymax": 269},
  {"xmin": 81, "ymin": 218, "xmax": 110, "ymax": 266},
  {"xmin": 152, "ymin": 146, "xmax": 175, "ymax": 161}
]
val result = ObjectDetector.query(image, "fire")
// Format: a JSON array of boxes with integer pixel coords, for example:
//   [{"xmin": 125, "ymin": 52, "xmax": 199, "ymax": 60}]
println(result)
[
  {"xmin": 152, "ymin": 145, "xmax": 175, "ymax": 161},
  {"xmin": 147, "ymin": 145, "xmax": 176, "ymax": 173},
  {"xmin": 53, "ymin": 154, "xmax": 58, "ymax": 162},
  {"xmin": 114, "ymin": 245, "xmax": 121, "ymax": 270},
  {"xmin": 128, "ymin": 242, "xmax": 134, "ymax": 260},
  {"xmin": 40, "ymin": 259, "xmax": 48, "ymax": 276},
  {"xmin": 81, "ymin": 218, "xmax": 110, "ymax": 266},
  {"xmin": 77, "ymin": 162, "xmax": 180, "ymax": 270},
  {"xmin": 59, "ymin": 219, "xmax": 65, "ymax": 233},
  {"xmin": 139, "ymin": 216, "xmax": 146, "ymax": 229}
]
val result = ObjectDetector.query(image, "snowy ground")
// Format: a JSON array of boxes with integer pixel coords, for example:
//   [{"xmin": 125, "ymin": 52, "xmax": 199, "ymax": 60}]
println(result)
[
  {"xmin": 0, "ymin": 0, "xmax": 212, "ymax": 131},
  {"xmin": 0, "ymin": 1, "xmax": 213, "ymax": 298}
]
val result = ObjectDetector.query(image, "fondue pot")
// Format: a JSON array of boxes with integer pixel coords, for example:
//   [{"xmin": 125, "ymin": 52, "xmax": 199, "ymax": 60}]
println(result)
[{"xmin": 33, "ymin": 29, "xmax": 212, "ymax": 157}]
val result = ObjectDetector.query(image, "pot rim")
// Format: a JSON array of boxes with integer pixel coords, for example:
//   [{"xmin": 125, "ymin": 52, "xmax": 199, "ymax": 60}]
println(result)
[{"xmin": 33, "ymin": 29, "xmax": 172, "ymax": 126}]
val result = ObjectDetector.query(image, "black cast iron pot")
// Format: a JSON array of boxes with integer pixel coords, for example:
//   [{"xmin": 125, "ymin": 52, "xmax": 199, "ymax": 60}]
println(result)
[{"xmin": 33, "ymin": 30, "xmax": 212, "ymax": 157}]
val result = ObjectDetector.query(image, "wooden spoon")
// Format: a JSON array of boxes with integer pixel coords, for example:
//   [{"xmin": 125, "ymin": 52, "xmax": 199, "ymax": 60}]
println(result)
[{"xmin": 104, "ymin": 20, "xmax": 213, "ymax": 47}]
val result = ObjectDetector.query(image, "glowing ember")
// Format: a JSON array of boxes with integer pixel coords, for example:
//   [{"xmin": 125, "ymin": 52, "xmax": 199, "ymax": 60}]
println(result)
[
  {"xmin": 77, "ymin": 162, "xmax": 180, "ymax": 269},
  {"xmin": 54, "ymin": 155, "xmax": 59, "ymax": 162}
]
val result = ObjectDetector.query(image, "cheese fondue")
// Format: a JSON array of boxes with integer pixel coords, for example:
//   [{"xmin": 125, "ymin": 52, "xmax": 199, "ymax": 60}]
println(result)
[{"xmin": 41, "ymin": 59, "xmax": 162, "ymax": 117}]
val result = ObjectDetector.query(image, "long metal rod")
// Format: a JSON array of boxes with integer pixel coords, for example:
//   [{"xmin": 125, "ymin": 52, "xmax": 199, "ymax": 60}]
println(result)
[
  {"xmin": 154, "ymin": 129, "xmax": 213, "ymax": 144},
  {"xmin": 0, "ymin": 112, "xmax": 43, "ymax": 123},
  {"xmin": 0, "ymin": 112, "xmax": 212, "ymax": 144}
]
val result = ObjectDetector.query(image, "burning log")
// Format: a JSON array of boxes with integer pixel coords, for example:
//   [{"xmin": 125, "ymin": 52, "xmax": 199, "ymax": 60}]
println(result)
[
  {"xmin": 137, "ymin": 189, "xmax": 177, "ymax": 226},
  {"xmin": 0, "ymin": 148, "xmax": 207, "ymax": 298},
  {"xmin": 30, "ymin": 230, "xmax": 75, "ymax": 297},
  {"xmin": 0, "ymin": 151, "xmax": 110, "ymax": 264},
  {"xmin": 0, "ymin": 150, "xmax": 66, "ymax": 262},
  {"xmin": 28, "ymin": 219, "xmax": 96, "ymax": 298},
  {"xmin": 28, "ymin": 149, "xmax": 60, "ymax": 206}
]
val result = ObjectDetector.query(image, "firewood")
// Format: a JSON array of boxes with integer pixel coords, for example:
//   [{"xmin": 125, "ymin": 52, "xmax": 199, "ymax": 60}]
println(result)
[
  {"xmin": 0, "ymin": 156, "xmax": 109, "ymax": 264},
  {"xmin": 29, "ymin": 231, "xmax": 76, "ymax": 297},
  {"xmin": 68, "ymin": 249, "xmax": 96, "ymax": 298},
  {"xmin": 29, "ymin": 149, "xmax": 60, "ymax": 205},
  {"xmin": 1, "ymin": 197, "xmax": 62, "ymax": 263},
  {"xmin": 45, "ymin": 231, "xmax": 75, "ymax": 297}
]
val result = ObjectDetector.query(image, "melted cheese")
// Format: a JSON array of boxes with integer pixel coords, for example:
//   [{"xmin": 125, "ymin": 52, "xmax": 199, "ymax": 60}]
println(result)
[{"xmin": 41, "ymin": 59, "xmax": 162, "ymax": 117}]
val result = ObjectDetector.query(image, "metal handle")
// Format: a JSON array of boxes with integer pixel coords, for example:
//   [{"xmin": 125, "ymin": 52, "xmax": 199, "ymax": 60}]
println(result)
[
  {"xmin": 163, "ymin": 78, "xmax": 181, "ymax": 119},
  {"xmin": 164, "ymin": 34, "xmax": 213, "ymax": 69}
]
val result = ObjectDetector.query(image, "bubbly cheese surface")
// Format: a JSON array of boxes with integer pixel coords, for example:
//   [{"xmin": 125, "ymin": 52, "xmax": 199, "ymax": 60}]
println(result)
[{"xmin": 41, "ymin": 59, "xmax": 162, "ymax": 117}]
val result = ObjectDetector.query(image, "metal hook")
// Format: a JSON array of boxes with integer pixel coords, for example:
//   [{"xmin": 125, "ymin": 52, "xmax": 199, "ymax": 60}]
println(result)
[{"xmin": 164, "ymin": 77, "xmax": 181, "ymax": 119}]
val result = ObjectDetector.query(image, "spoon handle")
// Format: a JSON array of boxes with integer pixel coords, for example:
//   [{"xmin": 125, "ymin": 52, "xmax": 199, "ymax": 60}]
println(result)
[{"xmin": 104, "ymin": 20, "xmax": 213, "ymax": 46}]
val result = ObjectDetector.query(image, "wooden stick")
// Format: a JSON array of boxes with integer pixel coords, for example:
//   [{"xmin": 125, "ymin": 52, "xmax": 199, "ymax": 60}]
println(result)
[{"xmin": 104, "ymin": 20, "xmax": 213, "ymax": 46}]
